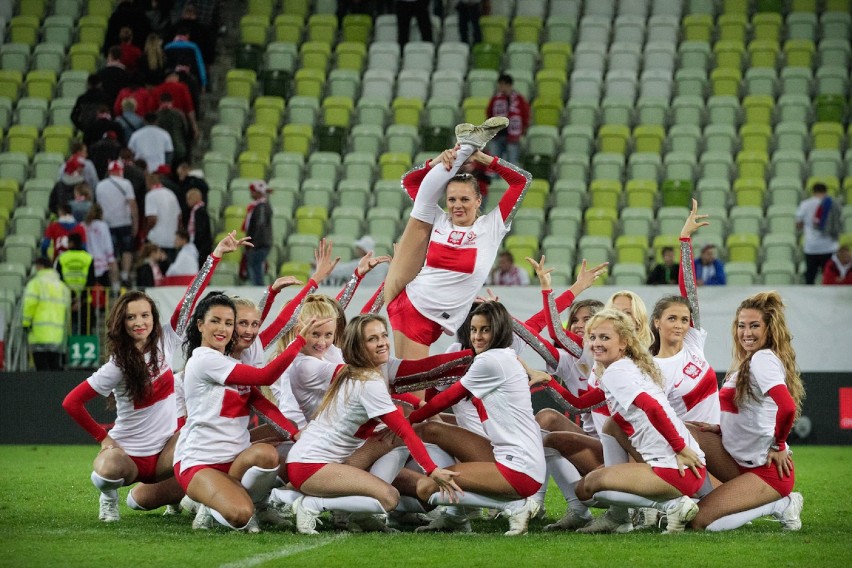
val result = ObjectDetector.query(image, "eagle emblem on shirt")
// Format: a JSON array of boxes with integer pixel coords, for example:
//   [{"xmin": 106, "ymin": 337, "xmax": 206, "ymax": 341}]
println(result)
[{"xmin": 448, "ymin": 231, "xmax": 465, "ymax": 245}]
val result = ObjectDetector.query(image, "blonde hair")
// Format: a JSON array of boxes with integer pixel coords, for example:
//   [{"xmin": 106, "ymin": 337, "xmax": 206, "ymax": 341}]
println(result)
[
  {"xmin": 606, "ymin": 290, "xmax": 653, "ymax": 350},
  {"xmin": 586, "ymin": 308, "xmax": 664, "ymax": 388},
  {"xmin": 728, "ymin": 291, "xmax": 804, "ymax": 417},
  {"xmin": 314, "ymin": 314, "xmax": 387, "ymax": 418},
  {"xmin": 144, "ymin": 33, "xmax": 164, "ymax": 70},
  {"xmin": 232, "ymin": 296, "xmax": 259, "ymax": 314},
  {"xmin": 274, "ymin": 294, "xmax": 340, "ymax": 355}
]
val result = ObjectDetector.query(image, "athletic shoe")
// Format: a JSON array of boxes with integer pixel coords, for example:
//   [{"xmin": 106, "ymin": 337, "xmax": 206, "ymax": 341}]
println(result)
[
  {"xmin": 503, "ymin": 498, "xmax": 541, "ymax": 536},
  {"xmin": 576, "ymin": 509, "xmax": 634, "ymax": 534},
  {"xmin": 632, "ymin": 507, "xmax": 661, "ymax": 529},
  {"xmin": 99, "ymin": 490, "xmax": 120, "ymax": 522},
  {"xmin": 244, "ymin": 515, "xmax": 261, "ymax": 533},
  {"xmin": 163, "ymin": 503, "xmax": 182, "ymax": 516},
  {"xmin": 180, "ymin": 495, "xmax": 200, "ymax": 514},
  {"xmin": 347, "ymin": 513, "xmax": 400, "ymax": 533},
  {"xmin": 454, "ymin": 117, "xmax": 510, "ymax": 149},
  {"xmin": 665, "ymin": 496, "xmax": 699, "ymax": 534},
  {"xmin": 293, "ymin": 496, "xmax": 322, "ymax": 535},
  {"xmin": 774, "ymin": 492, "xmax": 803, "ymax": 531},
  {"xmin": 256, "ymin": 502, "xmax": 292, "ymax": 528},
  {"xmin": 543, "ymin": 509, "xmax": 593, "ymax": 532},
  {"xmin": 192, "ymin": 505, "xmax": 214, "ymax": 530},
  {"xmin": 414, "ymin": 511, "xmax": 472, "ymax": 533},
  {"xmin": 387, "ymin": 511, "xmax": 431, "ymax": 529},
  {"xmin": 532, "ymin": 501, "xmax": 547, "ymax": 520}
]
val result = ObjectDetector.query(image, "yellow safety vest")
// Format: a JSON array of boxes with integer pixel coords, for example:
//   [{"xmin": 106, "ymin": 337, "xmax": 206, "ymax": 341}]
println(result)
[
  {"xmin": 22, "ymin": 269, "xmax": 71, "ymax": 348},
  {"xmin": 57, "ymin": 249, "xmax": 93, "ymax": 293}
]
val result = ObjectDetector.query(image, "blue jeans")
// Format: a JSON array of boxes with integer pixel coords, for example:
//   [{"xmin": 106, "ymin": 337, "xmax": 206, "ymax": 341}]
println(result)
[
  {"xmin": 488, "ymin": 137, "xmax": 520, "ymax": 166},
  {"xmin": 245, "ymin": 247, "xmax": 270, "ymax": 286}
]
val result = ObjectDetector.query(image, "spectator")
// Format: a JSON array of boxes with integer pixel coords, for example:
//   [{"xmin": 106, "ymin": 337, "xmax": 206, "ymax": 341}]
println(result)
[
  {"xmin": 115, "ymin": 97, "xmax": 145, "ymax": 142},
  {"xmin": 119, "ymin": 148, "xmax": 148, "ymax": 217},
  {"xmin": 144, "ymin": 172, "xmax": 181, "ymax": 261},
  {"xmin": 22, "ymin": 257, "xmax": 71, "ymax": 371},
  {"xmin": 184, "ymin": 187, "xmax": 212, "ymax": 260},
  {"xmin": 165, "ymin": 230, "xmax": 199, "ymax": 277},
  {"xmin": 103, "ymin": 0, "xmax": 150, "ymax": 56},
  {"xmin": 174, "ymin": 3, "xmax": 215, "ymax": 66},
  {"xmin": 113, "ymin": 76, "xmax": 154, "ymax": 117},
  {"xmin": 243, "ymin": 181, "xmax": 273, "ymax": 285},
  {"xmin": 164, "ymin": 26, "xmax": 208, "ymax": 90},
  {"xmin": 87, "ymin": 129, "xmax": 123, "ymax": 179},
  {"xmin": 97, "ymin": 46, "xmax": 130, "ymax": 106},
  {"xmin": 134, "ymin": 243, "xmax": 167, "ymax": 288},
  {"xmin": 155, "ymin": 164, "xmax": 181, "ymax": 198},
  {"xmin": 796, "ymin": 182, "xmax": 840, "ymax": 285},
  {"xmin": 128, "ymin": 112, "xmax": 174, "ymax": 173},
  {"xmin": 647, "ymin": 246, "xmax": 679, "ymax": 285},
  {"xmin": 138, "ymin": 33, "xmax": 167, "ymax": 87},
  {"xmin": 694, "ymin": 244, "xmax": 726, "ymax": 286},
  {"xmin": 118, "ymin": 27, "xmax": 142, "ymax": 72},
  {"xmin": 822, "ymin": 245, "xmax": 852, "ymax": 285},
  {"xmin": 95, "ymin": 160, "xmax": 138, "ymax": 286},
  {"xmin": 56, "ymin": 233, "xmax": 96, "ymax": 335},
  {"xmin": 42, "ymin": 203, "xmax": 87, "ymax": 260},
  {"xmin": 176, "ymin": 162, "xmax": 209, "ymax": 218},
  {"xmin": 155, "ymin": 92, "xmax": 190, "ymax": 167},
  {"xmin": 151, "ymin": 71, "xmax": 198, "ymax": 140},
  {"xmin": 328, "ymin": 235, "xmax": 390, "ymax": 287},
  {"xmin": 396, "ymin": 0, "xmax": 433, "ymax": 47},
  {"xmin": 172, "ymin": 63, "xmax": 202, "ymax": 118},
  {"xmin": 486, "ymin": 74, "xmax": 530, "ymax": 166},
  {"xmin": 83, "ymin": 203, "xmax": 120, "ymax": 292},
  {"xmin": 489, "ymin": 251, "xmax": 530, "ymax": 286},
  {"xmin": 83, "ymin": 105, "xmax": 125, "ymax": 148},
  {"xmin": 50, "ymin": 153, "xmax": 88, "ymax": 215},
  {"xmin": 70, "ymin": 183, "xmax": 93, "ymax": 223},
  {"xmin": 457, "ymin": 0, "xmax": 483, "ymax": 45},
  {"xmin": 71, "ymin": 75, "xmax": 111, "ymax": 133}
]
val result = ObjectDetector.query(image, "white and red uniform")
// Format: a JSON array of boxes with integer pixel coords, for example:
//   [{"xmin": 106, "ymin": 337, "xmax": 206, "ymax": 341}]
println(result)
[
  {"xmin": 400, "ymin": 157, "xmax": 530, "ymax": 336},
  {"xmin": 719, "ymin": 350, "xmax": 796, "ymax": 469},
  {"xmin": 409, "ymin": 348, "xmax": 547, "ymax": 493},
  {"xmin": 281, "ymin": 347, "xmax": 345, "ymax": 427}
]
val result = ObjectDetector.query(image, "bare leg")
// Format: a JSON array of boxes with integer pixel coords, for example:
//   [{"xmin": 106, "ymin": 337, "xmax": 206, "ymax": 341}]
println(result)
[
  {"xmin": 414, "ymin": 421, "xmax": 495, "ymax": 462},
  {"xmin": 93, "ymin": 447, "xmax": 139, "ymax": 484},
  {"xmin": 577, "ymin": 463, "xmax": 685, "ymax": 502},
  {"xmin": 535, "ymin": 408, "xmax": 584, "ymax": 434},
  {"xmin": 344, "ymin": 430, "xmax": 404, "ymax": 471},
  {"xmin": 543, "ymin": 432, "xmax": 603, "ymax": 475},
  {"xmin": 687, "ymin": 425, "xmax": 741, "ymax": 483},
  {"xmin": 154, "ymin": 431, "xmax": 180, "ymax": 479},
  {"xmin": 602, "ymin": 417, "xmax": 643, "ymax": 463},
  {"xmin": 229, "ymin": 443, "xmax": 280, "ymax": 480},
  {"xmin": 692, "ymin": 473, "xmax": 783, "ymax": 530},
  {"xmin": 417, "ymin": 461, "xmax": 520, "ymax": 501},
  {"xmin": 299, "ymin": 463, "xmax": 400, "ymax": 512},
  {"xmin": 188, "ymin": 468, "xmax": 255, "ymax": 528},
  {"xmin": 129, "ymin": 477, "xmax": 185, "ymax": 509}
]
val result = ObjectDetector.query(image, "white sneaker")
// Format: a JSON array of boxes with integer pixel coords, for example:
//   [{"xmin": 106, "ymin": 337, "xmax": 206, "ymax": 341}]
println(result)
[
  {"xmin": 503, "ymin": 498, "xmax": 540, "ymax": 536},
  {"xmin": 256, "ymin": 502, "xmax": 292, "ymax": 528},
  {"xmin": 293, "ymin": 496, "xmax": 322, "ymax": 535},
  {"xmin": 543, "ymin": 509, "xmax": 593, "ymax": 532},
  {"xmin": 98, "ymin": 490, "xmax": 120, "ymax": 522},
  {"xmin": 180, "ymin": 495, "xmax": 200, "ymax": 514},
  {"xmin": 244, "ymin": 515, "xmax": 261, "ymax": 533},
  {"xmin": 774, "ymin": 492, "xmax": 803, "ymax": 531},
  {"xmin": 632, "ymin": 507, "xmax": 661, "ymax": 529},
  {"xmin": 163, "ymin": 503, "xmax": 182, "ymax": 516},
  {"xmin": 532, "ymin": 501, "xmax": 547, "ymax": 520},
  {"xmin": 665, "ymin": 496, "xmax": 699, "ymax": 534},
  {"xmin": 414, "ymin": 511, "xmax": 472, "ymax": 533},
  {"xmin": 576, "ymin": 509, "xmax": 634, "ymax": 534},
  {"xmin": 387, "ymin": 511, "xmax": 431, "ymax": 529},
  {"xmin": 192, "ymin": 505, "xmax": 214, "ymax": 530},
  {"xmin": 455, "ymin": 117, "xmax": 510, "ymax": 149},
  {"xmin": 347, "ymin": 513, "xmax": 400, "ymax": 533}
]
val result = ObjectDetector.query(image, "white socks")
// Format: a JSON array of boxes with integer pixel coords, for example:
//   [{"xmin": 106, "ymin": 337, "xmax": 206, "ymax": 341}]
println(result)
[
  {"xmin": 397, "ymin": 495, "xmax": 428, "ymax": 514},
  {"xmin": 600, "ymin": 432, "xmax": 629, "ymax": 466},
  {"xmin": 126, "ymin": 488, "xmax": 148, "ymax": 511},
  {"xmin": 241, "ymin": 466, "xmax": 280, "ymax": 505},
  {"xmin": 369, "ymin": 446, "xmax": 411, "ymax": 484},
  {"xmin": 409, "ymin": 144, "xmax": 475, "ymax": 222},
  {"xmin": 428, "ymin": 491, "xmax": 524, "ymax": 513},
  {"xmin": 269, "ymin": 487, "xmax": 302, "ymax": 507},
  {"xmin": 301, "ymin": 495, "xmax": 387, "ymax": 514},
  {"xmin": 91, "ymin": 471, "xmax": 124, "ymax": 494},
  {"xmin": 705, "ymin": 496, "xmax": 790, "ymax": 532},
  {"xmin": 544, "ymin": 448, "xmax": 588, "ymax": 516}
]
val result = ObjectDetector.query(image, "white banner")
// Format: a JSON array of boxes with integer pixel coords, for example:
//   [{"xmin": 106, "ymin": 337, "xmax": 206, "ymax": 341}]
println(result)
[{"xmin": 148, "ymin": 284, "xmax": 852, "ymax": 373}]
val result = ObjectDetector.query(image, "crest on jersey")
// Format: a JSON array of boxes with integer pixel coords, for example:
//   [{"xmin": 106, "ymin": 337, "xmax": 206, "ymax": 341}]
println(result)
[
  {"xmin": 448, "ymin": 230, "xmax": 465, "ymax": 245},
  {"xmin": 683, "ymin": 362, "xmax": 702, "ymax": 379},
  {"xmin": 465, "ymin": 231, "xmax": 477, "ymax": 244}
]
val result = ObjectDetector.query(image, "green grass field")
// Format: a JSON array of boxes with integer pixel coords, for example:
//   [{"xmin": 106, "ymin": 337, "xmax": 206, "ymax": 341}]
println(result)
[{"xmin": 1, "ymin": 445, "xmax": 850, "ymax": 568}]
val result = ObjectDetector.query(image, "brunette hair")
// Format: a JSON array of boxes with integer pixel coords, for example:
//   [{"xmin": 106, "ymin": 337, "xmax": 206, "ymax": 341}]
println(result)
[
  {"xmin": 649, "ymin": 295, "xmax": 692, "ymax": 356},
  {"xmin": 182, "ymin": 293, "xmax": 238, "ymax": 359},
  {"xmin": 106, "ymin": 291, "xmax": 163, "ymax": 404},
  {"xmin": 470, "ymin": 301, "xmax": 515, "ymax": 351}
]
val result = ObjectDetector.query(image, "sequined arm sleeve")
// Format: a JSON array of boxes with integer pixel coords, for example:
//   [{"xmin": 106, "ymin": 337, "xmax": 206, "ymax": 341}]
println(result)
[
  {"xmin": 525, "ymin": 288, "xmax": 576, "ymax": 334},
  {"xmin": 512, "ymin": 317, "xmax": 559, "ymax": 369},
  {"xmin": 493, "ymin": 156, "xmax": 533, "ymax": 227},
  {"xmin": 259, "ymin": 279, "xmax": 319, "ymax": 349},
  {"xmin": 543, "ymin": 290, "xmax": 584, "ymax": 359},
  {"xmin": 361, "ymin": 283, "xmax": 385, "ymax": 314},
  {"xmin": 249, "ymin": 387, "xmax": 298, "ymax": 438},
  {"xmin": 679, "ymin": 237, "xmax": 701, "ymax": 329},
  {"xmin": 171, "ymin": 254, "xmax": 220, "ymax": 337},
  {"xmin": 390, "ymin": 350, "xmax": 475, "ymax": 394},
  {"xmin": 257, "ymin": 286, "xmax": 279, "ymax": 323},
  {"xmin": 335, "ymin": 270, "xmax": 363, "ymax": 310},
  {"xmin": 401, "ymin": 160, "xmax": 433, "ymax": 201}
]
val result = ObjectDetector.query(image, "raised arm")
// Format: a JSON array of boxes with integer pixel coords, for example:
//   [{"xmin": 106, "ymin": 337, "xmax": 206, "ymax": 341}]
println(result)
[
  {"xmin": 408, "ymin": 380, "xmax": 472, "ymax": 423},
  {"xmin": 545, "ymin": 378, "xmax": 607, "ymax": 413},
  {"xmin": 511, "ymin": 317, "xmax": 560, "ymax": 369},
  {"xmin": 487, "ymin": 152, "xmax": 532, "ymax": 226},
  {"xmin": 336, "ymin": 251, "xmax": 391, "ymax": 310},
  {"xmin": 360, "ymin": 283, "xmax": 385, "ymax": 314},
  {"xmin": 679, "ymin": 199, "xmax": 710, "ymax": 329},
  {"xmin": 257, "ymin": 276, "xmax": 303, "ymax": 323},
  {"xmin": 389, "ymin": 350, "xmax": 475, "ymax": 393},
  {"xmin": 401, "ymin": 149, "xmax": 459, "ymax": 201}
]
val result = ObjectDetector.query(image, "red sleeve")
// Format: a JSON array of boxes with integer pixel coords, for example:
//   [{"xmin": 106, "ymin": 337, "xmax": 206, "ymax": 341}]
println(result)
[
  {"xmin": 526, "ymin": 289, "xmax": 575, "ymax": 334},
  {"xmin": 249, "ymin": 387, "xmax": 299, "ymax": 437},
  {"xmin": 402, "ymin": 160, "xmax": 433, "ymax": 201},
  {"xmin": 176, "ymin": 416, "xmax": 186, "ymax": 430},
  {"xmin": 493, "ymin": 156, "xmax": 530, "ymax": 222},
  {"xmin": 767, "ymin": 384, "xmax": 796, "ymax": 452},
  {"xmin": 259, "ymin": 286, "xmax": 279, "ymax": 322},
  {"xmin": 394, "ymin": 350, "xmax": 474, "ymax": 378},
  {"xmin": 391, "ymin": 392, "xmax": 422, "ymax": 408},
  {"xmin": 225, "ymin": 336, "xmax": 307, "ymax": 386},
  {"xmin": 171, "ymin": 254, "xmax": 221, "ymax": 331},
  {"xmin": 633, "ymin": 392, "xmax": 687, "ymax": 453},
  {"xmin": 380, "ymin": 410, "xmax": 437, "ymax": 475},
  {"xmin": 360, "ymin": 284, "xmax": 384, "ymax": 314},
  {"xmin": 62, "ymin": 381, "xmax": 108, "ymax": 442},
  {"xmin": 259, "ymin": 279, "xmax": 317, "ymax": 347},
  {"xmin": 548, "ymin": 378, "xmax": 606, "ymax": 409},
  {"xmin": 408, "ymin": 381, "xmax": 472, "ymax": 423}
]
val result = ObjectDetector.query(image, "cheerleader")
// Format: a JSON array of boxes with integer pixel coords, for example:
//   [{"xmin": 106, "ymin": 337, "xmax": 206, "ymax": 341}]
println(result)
[
  {"xmin": 285, "ymin": 314, "xmax": 460, "ymax": 534},
  {"xmin": 688, "ymin": 292, "xmax": 804, "ymax": 532},
  {"xmin": 173, "ymin": 294, "xmax": 328, "ymax": 532},
  {"xmin": 383, "ymin": 121, "xmax": 532, "ymax": 361},
  {"xmin": 408, "ymin": 301, "xmax": 546, "ymax": 536}
]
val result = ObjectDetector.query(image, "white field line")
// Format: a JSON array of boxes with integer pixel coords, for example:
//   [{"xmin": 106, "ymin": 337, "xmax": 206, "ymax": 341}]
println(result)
[{"xmin": 218, "ymin": 533, "xmax": 349, "ymax": 568}]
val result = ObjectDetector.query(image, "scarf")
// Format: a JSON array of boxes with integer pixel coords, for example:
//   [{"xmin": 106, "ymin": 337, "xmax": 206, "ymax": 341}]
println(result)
[
  {"xmin": 831, "ymin": 253, "xmax": 851, "ymax": 281},
  {"xmin": 187, "ymin": 201, "xmax": 204, "ymax": 239},
  {"xmin": 149, "ymin": 259, "xmax": 164, "ymax": 286},
  {"xmin": 814, "ymin": 196, "xmax": 833, "ymax": 231}
]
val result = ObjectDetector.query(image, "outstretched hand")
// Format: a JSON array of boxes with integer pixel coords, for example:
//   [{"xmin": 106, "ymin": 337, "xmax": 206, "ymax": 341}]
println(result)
[
  {"xmin": 297, "ymin": 317, "xmax": 335, "ymax": 340},
  {"xmin": 527, "ymin": 255, "xmax": 553, "ymax": 291},
  {"xmin": 475, "ymin": 287, "xmax": 499, "ymax": 304},
  {"xmin": 681, "ymin": 198, "xmax": 710, "ymax": 239},
  {"xmin": 271, "ymin": 275, "xmax": 302, "ymax": 292},
  {"xmin": 356, "ymin": 251, "xmax": 392, "ymax": 277},
  {"xmin": 310, "ymin": 238, "xmax": 340, "ymax": 283},
  {"xmin": 573, "ymin": 259, "xmax": 608, "ymax": 291},
  {"xmin": 213, "ymin": 230, "xmax": 253, "ymax": 257},
  {"xmin": 436, "ymin": 146, "xmax": 459, "ymax": 171},
  {"xmin": 429, "ymin": 467, "xmax": 463, "ymax": 503}
]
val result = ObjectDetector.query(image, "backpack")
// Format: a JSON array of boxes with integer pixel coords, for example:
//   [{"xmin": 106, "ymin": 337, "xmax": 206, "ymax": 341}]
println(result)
[{"xmin": 824, "ymin": 200, "xmax": 842, "ymax": 240}]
